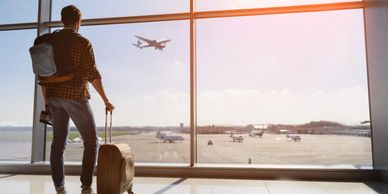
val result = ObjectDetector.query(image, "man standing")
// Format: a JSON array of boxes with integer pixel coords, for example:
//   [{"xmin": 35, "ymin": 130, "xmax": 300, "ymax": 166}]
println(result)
[{"xmin": 43, "ymin": 5, "xmax": 114, "ymax": 194}]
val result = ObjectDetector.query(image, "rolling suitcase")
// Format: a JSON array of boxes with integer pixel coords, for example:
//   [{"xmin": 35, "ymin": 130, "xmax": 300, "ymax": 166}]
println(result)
[{"xmin": 97, "ymin": 111, "xmax": 135, "ymax": 194}]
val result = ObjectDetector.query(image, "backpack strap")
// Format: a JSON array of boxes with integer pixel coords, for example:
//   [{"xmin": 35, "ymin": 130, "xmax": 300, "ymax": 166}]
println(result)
[{"xmin": 39, "ymin": 74, "xmax": 75, "ymax": 84}]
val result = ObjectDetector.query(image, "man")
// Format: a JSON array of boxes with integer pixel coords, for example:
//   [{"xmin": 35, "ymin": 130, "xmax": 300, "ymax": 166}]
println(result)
[{"xmin": 43, "ymin": 5, "xmax": 114, "ymax": 194}]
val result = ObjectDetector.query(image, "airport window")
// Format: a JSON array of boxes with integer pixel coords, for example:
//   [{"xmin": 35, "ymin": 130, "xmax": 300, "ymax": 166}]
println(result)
[
  {"xmin": 196, "ymin": 9, "xmax": 372, "ymax": 167},
  {"xmin": 0, "ymin": 29, "xmax": 36, "ymax": 161},
  {"xmin": 46, "ymin": 21, "xmax": 190, "ymax": 163},
  {"xmin": 0, "ymin": 1, "xmax": 38, "ymax": 24},
  {"xmin": 0, "ymin": 1, "xmax": 371, "ymax": 168},
  {"xmin": 196, "ymin": 0, "xmax": 362, "ymax": 11},
  {"xmin": 51, "ymin": 0, "xmax": 189, "ymax": 21}
]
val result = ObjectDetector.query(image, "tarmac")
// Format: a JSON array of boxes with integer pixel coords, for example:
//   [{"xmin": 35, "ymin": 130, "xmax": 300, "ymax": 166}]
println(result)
[{"xmin": 50, "ymin": 132, "xmax": 372, "ymax": 166}]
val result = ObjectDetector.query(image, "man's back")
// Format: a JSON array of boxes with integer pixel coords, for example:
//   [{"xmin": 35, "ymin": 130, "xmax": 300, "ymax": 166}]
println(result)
[{"xmin": 46, "ymin": 28, "xmax": 101, "ymax": 100}]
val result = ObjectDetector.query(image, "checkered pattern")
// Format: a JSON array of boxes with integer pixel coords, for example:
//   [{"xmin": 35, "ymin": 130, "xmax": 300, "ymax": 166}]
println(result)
[{"xmin": 46, "ymin": 30, "xmax": 101, "ymax": 99}]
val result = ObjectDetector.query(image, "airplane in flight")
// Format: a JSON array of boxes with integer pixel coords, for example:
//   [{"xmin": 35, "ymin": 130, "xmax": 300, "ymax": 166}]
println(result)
[{"xmin": 132, "ymin": 35, "xmax": 171, "ymax": 51}]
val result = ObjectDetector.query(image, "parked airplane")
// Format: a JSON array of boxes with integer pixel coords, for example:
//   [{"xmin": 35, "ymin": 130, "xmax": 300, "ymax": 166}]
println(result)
[
  {"xmin": 97, "ymin": 136, "xmax": 103, "ymax": 144},
  {"xmin": 230, "ymin": 134, "xmax": 244, "ymax": 143},
  {"xmin": 156, "ymin": 131, "xmax": 184, "ymax": 143},
  {"xmin": 70, "ymin": 137, "xmax": 82, "ymax": 144},
  {"xmin": 128, "ymin": 131, "xmax": 142, "ymax": 135},
  {"xmin": 361, "ymin": 120, "xmax": 370, "ymax": 124},
  {"xmin": 286, "ymin": 134, "xmax": 301, "ymax": 142},
  {"xmin": 133, "ymin": 35, "xmax": 171, "ymax": 50},
  {"xmin": 249, "ymin": 130, "xmax": 263, "ymax": 137},
  {"xmin": 68, "ymin": 136, "xmax": 103, "ymax": 144}
]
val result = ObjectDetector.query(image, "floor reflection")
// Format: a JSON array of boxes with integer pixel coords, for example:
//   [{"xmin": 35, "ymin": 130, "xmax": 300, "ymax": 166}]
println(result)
[{"xmin": 0, "ymin": 174, "xmax": 388, "ymax": 194}]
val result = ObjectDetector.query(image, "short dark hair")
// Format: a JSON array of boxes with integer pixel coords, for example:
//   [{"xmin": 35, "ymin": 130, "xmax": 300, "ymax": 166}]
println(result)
[{"xmin": 61, "ymin": 5, "xmax": 81, "ymax": 26}]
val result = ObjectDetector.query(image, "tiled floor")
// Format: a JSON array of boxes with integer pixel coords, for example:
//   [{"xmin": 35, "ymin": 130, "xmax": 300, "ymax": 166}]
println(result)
[{"xmin": 1, "ymin": 174, "xmax": 388, "ymax": 194}]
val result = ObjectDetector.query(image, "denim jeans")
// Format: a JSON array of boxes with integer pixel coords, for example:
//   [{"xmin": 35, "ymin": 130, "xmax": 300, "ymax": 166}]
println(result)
[{"xmin": 48, "ymin": 97, "xmax": 98, "ymax": 188}]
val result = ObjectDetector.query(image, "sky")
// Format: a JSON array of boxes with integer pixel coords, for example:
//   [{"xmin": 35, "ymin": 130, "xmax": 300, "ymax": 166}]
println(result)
[{"xmin": 0, "ymin": 1, "xmax": 369, "ymax": 127}]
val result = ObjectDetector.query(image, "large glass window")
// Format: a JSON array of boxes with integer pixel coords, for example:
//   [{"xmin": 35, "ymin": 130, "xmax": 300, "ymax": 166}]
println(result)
[
  {"xmin": 51, "ymin": 0, "xmax": 189, "ymax": 21},
  {"xmin": 1, "ymin": 1, "xmax": 369, "ymax": 168},
  {"xmin": 0, "ymin": 1, "xmax": 38, "ymax": 24},
  {"xmin": 46, "ymin": 21, "xmax": 190, "ymax": 163},
  {"xmin": 197, "ymin": 9, "xmax": 371, "ymax": 167},
  {"xmin": 0, "ymin": 30, "xmax": 36, "ymax": 161},
  {"xmin": 197, "ymin": 0, "xmax": 362, "ymax": 12}
]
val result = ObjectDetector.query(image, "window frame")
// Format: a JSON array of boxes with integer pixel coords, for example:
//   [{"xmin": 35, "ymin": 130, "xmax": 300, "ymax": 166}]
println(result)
[{"xmin": 0, "ymin": 0, "xmax": 375, "ymax": 180}]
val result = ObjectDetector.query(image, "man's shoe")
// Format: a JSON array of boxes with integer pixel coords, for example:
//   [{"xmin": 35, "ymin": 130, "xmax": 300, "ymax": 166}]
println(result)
[
  {"xmin": 81, "ymin": 187, "xmax": 96, "ymax": 194},
  {"xmin": 55, "ymin": 186, "xmax": 67, "ymax": 194}
]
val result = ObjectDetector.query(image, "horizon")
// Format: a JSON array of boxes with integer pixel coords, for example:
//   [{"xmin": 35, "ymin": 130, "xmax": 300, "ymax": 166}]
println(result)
[{"xmin": 0, "ymin": 119, "xmax": 371, "ymax": 128}]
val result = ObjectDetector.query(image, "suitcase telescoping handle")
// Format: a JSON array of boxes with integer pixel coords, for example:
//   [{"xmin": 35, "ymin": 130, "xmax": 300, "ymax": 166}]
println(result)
[{"xmin": 104, "ymin": 109, "xmax": 113, "ymax": 144}]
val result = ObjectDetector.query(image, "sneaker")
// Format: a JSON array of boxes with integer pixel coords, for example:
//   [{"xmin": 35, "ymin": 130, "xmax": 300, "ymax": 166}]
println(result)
[
  {"xmin": 55, "ymin": 186, "xmax": 67, "ymax": 194},
  {"xmin": 81, "ymin": 187, "xmax": 96, "ymax": 194}
]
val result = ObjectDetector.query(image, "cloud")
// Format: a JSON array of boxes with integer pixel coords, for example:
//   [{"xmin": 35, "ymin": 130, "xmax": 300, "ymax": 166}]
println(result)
[
  {"xmin": 173, "ymin": 59, "xmax": 184, "ymax": 68},
  {"xmin": 88, "ymin": 87, "xmax": 369, "ymax": 126},
  {"xmin": 197, "ymin": 87, "xmax": 369, "ymax": 125}
]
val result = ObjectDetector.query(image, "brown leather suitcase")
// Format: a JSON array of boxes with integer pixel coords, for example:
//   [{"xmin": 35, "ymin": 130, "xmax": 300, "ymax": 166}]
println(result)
[{"xmin": 97, "ymin": 111, "xmax": 135, "ymax": 194}]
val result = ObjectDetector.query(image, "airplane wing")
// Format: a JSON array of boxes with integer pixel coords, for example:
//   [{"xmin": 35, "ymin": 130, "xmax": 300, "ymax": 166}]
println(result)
[
  {"xmin": 135, "ymin": 35, "xmax": 153, "ymax": 44},
  {"xmin": 140, "ymin": 45, "xmax": 153, "ymax": 48},
  {"xmin": 158, "ymin": 39, "xmax": 171, "ymax": 44}
]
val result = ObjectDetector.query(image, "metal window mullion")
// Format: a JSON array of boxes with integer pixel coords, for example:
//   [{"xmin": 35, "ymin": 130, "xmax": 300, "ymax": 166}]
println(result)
[
  {"xmin": 362, "ymin": 6, "xmax": 375, "ymax": 169},
  {"xmin": 0, "ymin": 23, "xmax": 38, "ymax": 31},
  {"xmin": 31, "ymin": 0, "xmax": 51, "ymax": 164},
  {"xmin": 195, "ymin": 1, "xmax": 365, "ymax": 19},
  {"xmin": 190, "ymin": 0, "xmax": 197, "ymax": 166},
  {"xmin": 45, "ymin": 13, "xmax": 191, "ymax": 28}
]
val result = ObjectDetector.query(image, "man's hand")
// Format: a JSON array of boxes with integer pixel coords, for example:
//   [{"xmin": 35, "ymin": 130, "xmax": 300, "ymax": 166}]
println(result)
[{"xmin": 105, "ymin": 101, "xmax": 115, "ymax": 112}]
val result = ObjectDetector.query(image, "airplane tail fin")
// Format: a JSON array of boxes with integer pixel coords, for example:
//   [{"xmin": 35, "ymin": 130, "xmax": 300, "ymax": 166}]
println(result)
[{"xmin": 132, "ymin": 40, "xmax": 143, "ymax": 48}]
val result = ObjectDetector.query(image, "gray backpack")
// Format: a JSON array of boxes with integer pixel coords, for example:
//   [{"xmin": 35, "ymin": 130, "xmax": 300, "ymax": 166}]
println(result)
[
  {"xmin": 30, "ymin": 30, "xmax": 78, "ymax": 84},
  {"xmin": 30, "ymin": 43, "xmax": 57, "ymax": 77}
]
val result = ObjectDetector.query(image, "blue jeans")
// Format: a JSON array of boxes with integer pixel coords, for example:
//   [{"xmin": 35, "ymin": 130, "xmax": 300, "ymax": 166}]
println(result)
[{"xmin": 48, "ymin": 97, "xmax": 98, "ymax": 188}]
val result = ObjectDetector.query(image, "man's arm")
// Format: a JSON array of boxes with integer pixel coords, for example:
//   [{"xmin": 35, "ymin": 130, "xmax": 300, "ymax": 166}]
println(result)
[
  {"xmin": 91, "ymin": 78, "xmax": 114, "ymax": 112},
  {"xmin": 81, "ymin": 40, "xmax": 114, "ymax": 112}
]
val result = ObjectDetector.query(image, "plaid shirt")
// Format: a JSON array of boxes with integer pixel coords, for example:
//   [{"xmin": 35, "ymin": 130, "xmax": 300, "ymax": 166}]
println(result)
[{"xmin": 46, "ymin": 29, "xmax": 101, "ymax": 99}]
